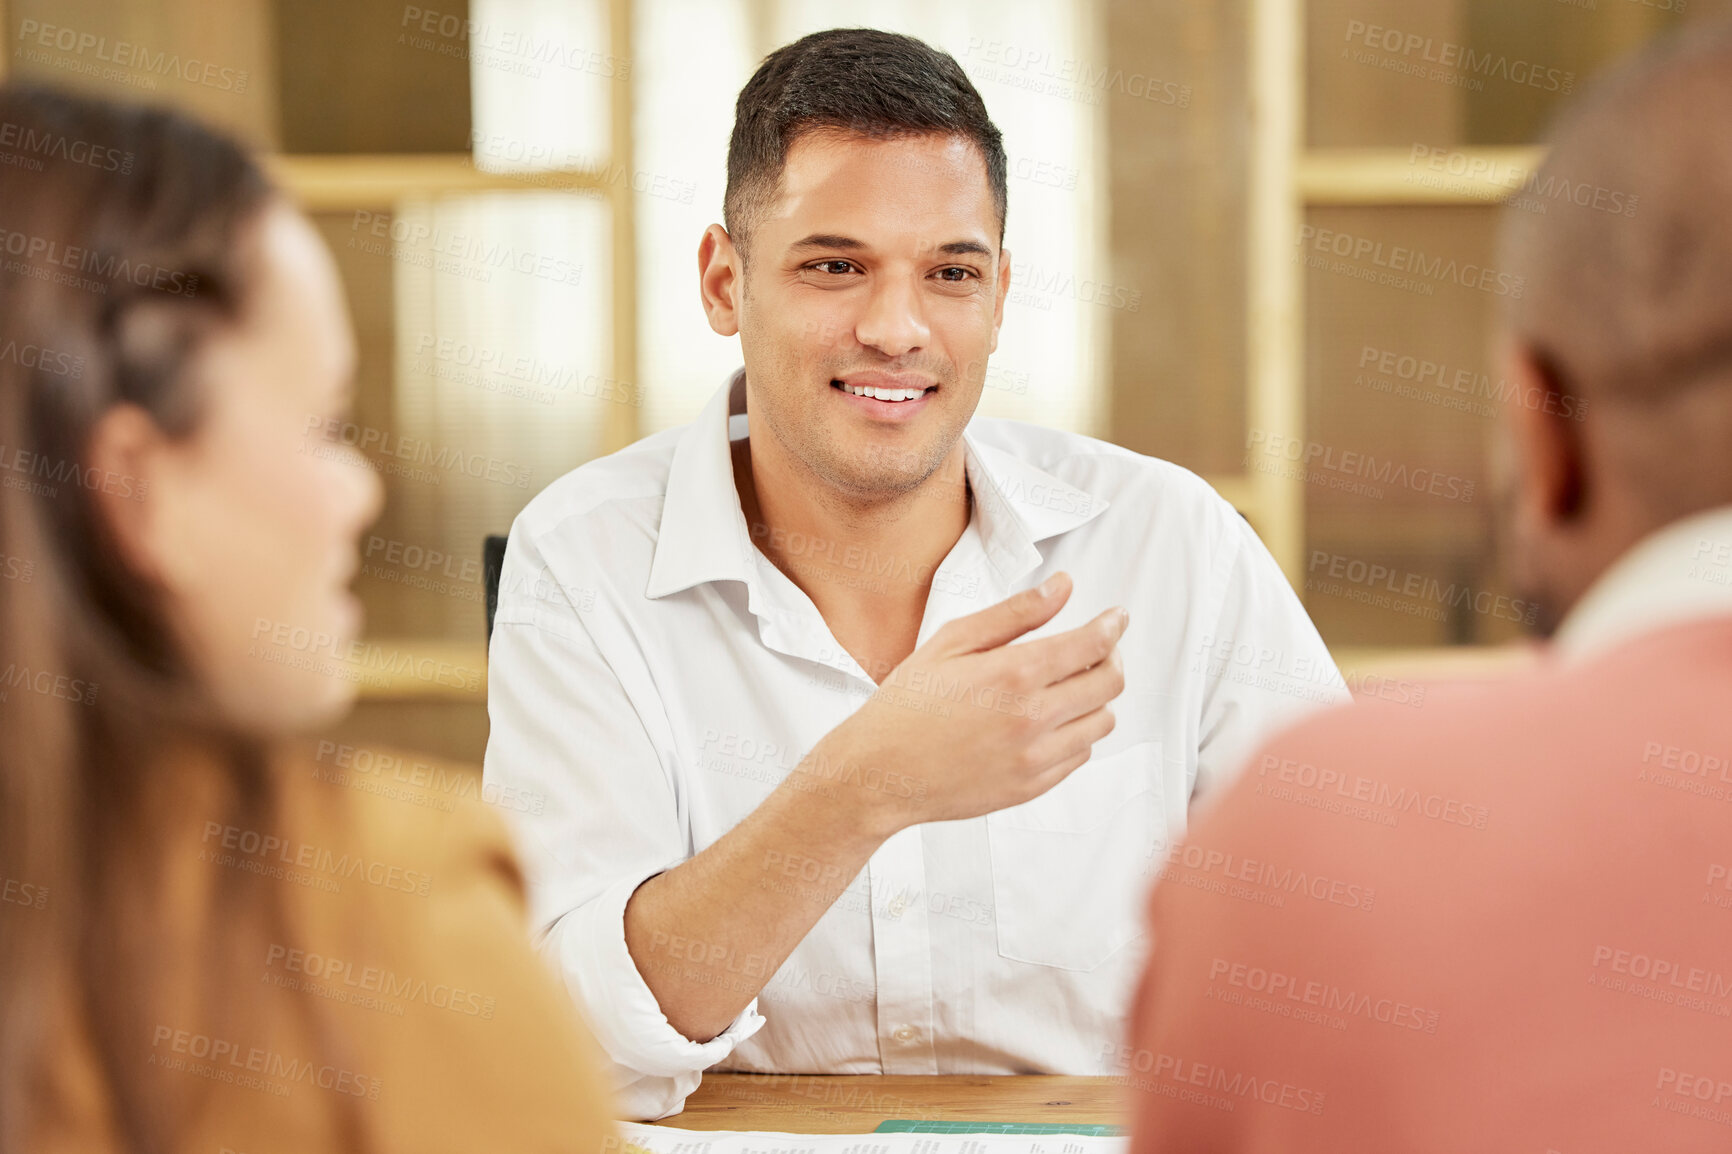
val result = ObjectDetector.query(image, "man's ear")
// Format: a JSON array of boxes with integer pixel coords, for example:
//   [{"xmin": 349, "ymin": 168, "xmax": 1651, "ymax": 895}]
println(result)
[
  {"xmin": 1503, "ymin": 342, "xmax": 1587, "ymax": 525},
  {"xmin": 85, "ymin": 402, "xmax": 177, "ymax": 588},
  {"xmin": 988, "ymin": 245, "xmax": 1011, "ymax": 354},
  {"xmin": 698, "ymin": 223, "xmax": 743, "ymax": 337}
]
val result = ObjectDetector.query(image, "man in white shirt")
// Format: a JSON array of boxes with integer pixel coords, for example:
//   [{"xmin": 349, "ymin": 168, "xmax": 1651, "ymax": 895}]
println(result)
[{"xmin": 484, "ymin": 27, "xmax": 1345, "ymax": 1120}]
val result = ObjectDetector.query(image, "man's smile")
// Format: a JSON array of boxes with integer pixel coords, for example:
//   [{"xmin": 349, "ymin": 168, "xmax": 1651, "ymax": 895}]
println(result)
[{"xmin": 829, "ymin": 370, "xmax": 939, "ymax": 419}]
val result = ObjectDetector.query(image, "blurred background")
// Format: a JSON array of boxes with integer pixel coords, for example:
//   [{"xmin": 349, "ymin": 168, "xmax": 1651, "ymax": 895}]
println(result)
[{"xmin": 7, "ymin": 0, "xmax": 1726, "ymax": 764}]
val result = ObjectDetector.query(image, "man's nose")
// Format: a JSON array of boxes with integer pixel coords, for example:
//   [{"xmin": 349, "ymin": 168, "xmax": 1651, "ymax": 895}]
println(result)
[{"xmin": 854, "ymin": 275, "xmax": 931, "ymax": 358}]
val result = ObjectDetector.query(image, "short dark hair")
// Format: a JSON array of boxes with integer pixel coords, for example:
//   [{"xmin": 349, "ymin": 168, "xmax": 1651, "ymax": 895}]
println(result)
[{"xmin": 724, "ymin": 28, "xmax": 1007, "ymax": 261}]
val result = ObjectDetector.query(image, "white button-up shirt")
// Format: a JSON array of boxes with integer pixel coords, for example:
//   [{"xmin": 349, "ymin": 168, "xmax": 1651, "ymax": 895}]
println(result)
[{"xmin": 483, "ymin": 373, "xmax": 1346, "ymax": 1120}]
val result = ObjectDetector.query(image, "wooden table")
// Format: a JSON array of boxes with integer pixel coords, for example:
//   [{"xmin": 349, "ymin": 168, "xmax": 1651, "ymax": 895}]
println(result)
[{"xmin": 648, "ymin": 1074, "xmax": 1128, "ymax": 1134}]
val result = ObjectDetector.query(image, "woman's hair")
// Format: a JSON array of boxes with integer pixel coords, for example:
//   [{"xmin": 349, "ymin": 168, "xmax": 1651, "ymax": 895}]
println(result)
[{"xmin": 0, "ymin": 85, "xmax": 354, "ymax": 1152}]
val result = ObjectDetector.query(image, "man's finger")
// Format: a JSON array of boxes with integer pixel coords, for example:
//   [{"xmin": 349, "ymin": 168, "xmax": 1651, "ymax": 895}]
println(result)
[
  {"xmin": 1022, "ymin": 706, "xmax": 1119, "ymax": 786},
  {"xmin": 1011, "ymin": 607, "xmax": 1128, "ymax": 687},
  {"xmin": 932, "ymin": 572, "xmax": 1073, "ymax": 655},
  {"xmin": 1028, "ymin": 649, "xmax": 1125, "ymax": 730}
]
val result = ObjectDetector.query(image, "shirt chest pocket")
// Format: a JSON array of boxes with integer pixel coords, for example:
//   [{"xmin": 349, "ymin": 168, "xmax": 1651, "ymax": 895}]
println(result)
[{"xmin": 984, "ymin": 739, "xmax": 1163, "ymax": 972}]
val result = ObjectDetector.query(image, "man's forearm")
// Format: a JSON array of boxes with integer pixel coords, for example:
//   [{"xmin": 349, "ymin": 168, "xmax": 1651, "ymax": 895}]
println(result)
[{"xmin": 622, "ymin": 753, "xmax": 895, "ymax": 1043}]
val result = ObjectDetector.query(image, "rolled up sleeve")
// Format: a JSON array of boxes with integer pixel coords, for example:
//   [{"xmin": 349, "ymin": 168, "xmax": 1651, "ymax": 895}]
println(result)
[
  {"xmin": 483, "ymin": 531, "xmax": 764, "ymax": 1120},
  {"xmin": 549, "ymin": 866, "xmax": 765, "ymax": 1119}
]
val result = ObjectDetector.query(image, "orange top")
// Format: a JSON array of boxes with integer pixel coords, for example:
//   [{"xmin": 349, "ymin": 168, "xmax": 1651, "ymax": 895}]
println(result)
[
  {"xmin": 1128, "ymin": 619, "xmax": 1732, "ymax": 1152},
  {"xmin": 25, "ymin": 741, "xmax": 619, "ymax": 1154}
]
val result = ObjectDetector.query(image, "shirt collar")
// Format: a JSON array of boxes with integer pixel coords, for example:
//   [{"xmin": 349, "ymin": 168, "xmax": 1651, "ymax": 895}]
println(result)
[
  {"xmin": 645, "ymin": 372, "xmax": 1110, "ymax": 600},
  {"xmin": 1552, "ymin": 503, "xmax": 1732, "ymax": 662}
]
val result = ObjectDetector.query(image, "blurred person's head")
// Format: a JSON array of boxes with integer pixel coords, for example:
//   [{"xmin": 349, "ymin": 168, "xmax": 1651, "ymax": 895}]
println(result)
[
  {"xmin": 0, "ymin": 86, "xmax": 378, "ymax": 1151},
  {"xmin": 699, "ymin": 28, "xmax": 1011, "ymax": 505},
  {"xmin": 1495, "ymin": 22, "xmax": 1732, "ymax": 634}
]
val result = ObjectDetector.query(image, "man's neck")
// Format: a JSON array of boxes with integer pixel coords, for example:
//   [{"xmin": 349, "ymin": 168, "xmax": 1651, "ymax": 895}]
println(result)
[{"xmin": 731, "ymin": 434, "xmax": 971, "ymax": 683}]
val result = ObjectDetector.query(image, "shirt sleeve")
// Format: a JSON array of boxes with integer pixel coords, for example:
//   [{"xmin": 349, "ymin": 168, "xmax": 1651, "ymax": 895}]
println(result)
[
  {"xmin": 482, "ymin": 531, "xmax": 765, "ymax": 1121},
  {"xmin": 1192, "ymin": 513, "xmax": 1349, "ymax": 802}
]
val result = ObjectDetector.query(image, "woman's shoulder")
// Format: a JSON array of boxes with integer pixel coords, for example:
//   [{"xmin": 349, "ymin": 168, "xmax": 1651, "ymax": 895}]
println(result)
[
  {"xmin": 258, "ymin": 739, "xmax": 619, "ymax": 1152},
  {"xmin": 273, "ymin": 739, "xmax": 524, "ymax": 903}
]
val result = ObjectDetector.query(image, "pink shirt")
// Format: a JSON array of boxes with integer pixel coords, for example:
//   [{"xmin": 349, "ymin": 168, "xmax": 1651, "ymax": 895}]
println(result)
[{"xmin": 1127, "ymin": 545, "xmax": 1732, "ymax": 1150}]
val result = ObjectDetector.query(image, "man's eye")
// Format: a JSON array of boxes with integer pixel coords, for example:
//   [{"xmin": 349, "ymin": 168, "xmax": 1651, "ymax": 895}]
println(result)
[
  {"xmin": 936, "ymin": 267, "xmax": 976, "ymax": 283},
  {"xmin": 812, "ymin": 260, "xmax": 855, "ymax": 275}
]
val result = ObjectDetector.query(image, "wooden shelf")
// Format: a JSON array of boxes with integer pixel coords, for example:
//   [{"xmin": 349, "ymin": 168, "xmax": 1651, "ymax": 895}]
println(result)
[
  {"xmin": 1300, "ymin": 146, "xmax": 1546, "ymax": 207},
  {"xmin": 266, "ymin": 153, "xmax": 612, "ymax": 211}
]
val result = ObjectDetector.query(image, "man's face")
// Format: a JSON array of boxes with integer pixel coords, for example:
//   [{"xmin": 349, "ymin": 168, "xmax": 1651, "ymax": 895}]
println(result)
[{"xmin": 733, "ymin": 129, "xmax": 1009, "ymax": 499}]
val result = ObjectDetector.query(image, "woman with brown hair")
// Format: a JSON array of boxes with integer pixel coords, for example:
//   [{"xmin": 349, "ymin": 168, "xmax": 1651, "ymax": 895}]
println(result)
[{"xmin": 0, "ymin": 85, "xmax": 617, "ymax": 1152}]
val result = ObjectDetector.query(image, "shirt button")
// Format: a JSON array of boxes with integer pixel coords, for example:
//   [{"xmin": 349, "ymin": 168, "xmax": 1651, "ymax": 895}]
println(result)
[
  {"xmin": 887, "ymin": 896, "xmax": 907, "ymax": 916},
  {"xmin": 892, "ymin": 1026, "xmax": 916, "ymax": 1043}
]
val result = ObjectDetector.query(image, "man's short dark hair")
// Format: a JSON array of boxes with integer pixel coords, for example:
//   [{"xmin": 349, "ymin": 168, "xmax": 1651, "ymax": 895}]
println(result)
[{"xmin": 724, "ymin": 28, "xmax": 1008, "ymax": 261}]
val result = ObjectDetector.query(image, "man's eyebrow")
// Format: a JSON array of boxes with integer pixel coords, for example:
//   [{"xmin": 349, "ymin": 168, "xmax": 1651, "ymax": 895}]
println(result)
[
  {"xmin": 785, "ymin": 235, "xmax": 995, "ymax": 258},
  {"xmin": 788, "ymin": 233, "xmax": 867, "ymax": 253}
]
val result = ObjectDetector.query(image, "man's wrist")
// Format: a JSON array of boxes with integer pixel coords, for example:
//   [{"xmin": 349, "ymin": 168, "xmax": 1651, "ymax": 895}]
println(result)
[{"xmin": 775, "ymin": 734, "xmax": 906, "ymax": 848}]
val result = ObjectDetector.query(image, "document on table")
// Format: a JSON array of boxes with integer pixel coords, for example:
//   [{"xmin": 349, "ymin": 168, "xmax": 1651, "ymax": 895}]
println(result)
[{"xmin": 618, "ymin": 1121, "xmax": 1129, "ymax": 1154}]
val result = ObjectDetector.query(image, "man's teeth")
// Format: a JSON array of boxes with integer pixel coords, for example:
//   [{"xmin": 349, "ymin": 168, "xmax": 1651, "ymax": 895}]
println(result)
[{"xmin": 839, "ymin": 382, "xmax": 926, "ymax": 401}]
